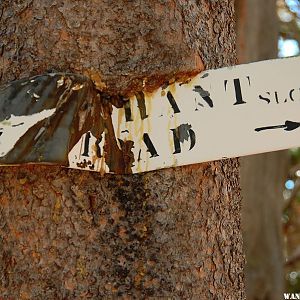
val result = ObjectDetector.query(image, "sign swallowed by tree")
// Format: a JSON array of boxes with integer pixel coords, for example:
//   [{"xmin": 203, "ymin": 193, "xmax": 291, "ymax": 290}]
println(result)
[{"xmin": 0, "ymin": 56, "xmax": 299, "ymax": 174}]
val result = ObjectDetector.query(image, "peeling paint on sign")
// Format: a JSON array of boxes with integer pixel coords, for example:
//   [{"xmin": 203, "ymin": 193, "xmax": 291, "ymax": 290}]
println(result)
[
  {"xmin": 0, "ymin": 73, "xmax": 100, "ymax": 165},
  {"xmin": 1, "ymin": 57, "xmax": 300, "ymax": 174}
]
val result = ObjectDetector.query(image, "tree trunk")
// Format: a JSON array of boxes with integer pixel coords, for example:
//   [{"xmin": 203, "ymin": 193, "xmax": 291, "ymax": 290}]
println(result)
[
  {"xmin": 0, "ymin": 1, "xmax": 245, "ymax": 298},
  {"xmin": 236, "ymin": 0, "xmax": 278, "ymax": 62},
  {"xmin": 236, "ymin": 1, "xmax": 287, "ymax": 299}
]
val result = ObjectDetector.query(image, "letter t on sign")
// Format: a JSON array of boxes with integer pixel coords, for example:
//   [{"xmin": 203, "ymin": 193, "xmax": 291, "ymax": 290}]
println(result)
[{"xmin": 224, "ymin": 77, "xmax": 251, "ymax": 105}]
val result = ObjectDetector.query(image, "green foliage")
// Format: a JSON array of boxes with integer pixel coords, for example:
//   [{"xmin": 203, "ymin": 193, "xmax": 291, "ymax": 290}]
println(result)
[{"xmin": 290, "ymin": 148, "xmax": 300, "ymax": 164}]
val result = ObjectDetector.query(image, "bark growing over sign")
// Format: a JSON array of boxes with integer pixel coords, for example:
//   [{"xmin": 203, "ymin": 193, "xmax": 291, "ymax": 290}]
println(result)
[
  {"xmin": 0, "ymin": 0, "xmax": 204, "ymax": 96},
  {"xmin": 0, "ymin": 0, "xmax": 244, "ymax": 298}
]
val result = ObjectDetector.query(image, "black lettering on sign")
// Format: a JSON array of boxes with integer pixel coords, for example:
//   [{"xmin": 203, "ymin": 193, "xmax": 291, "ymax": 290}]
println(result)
[
  {"xmin": 289, "ymin": 89, "xmax": 295, "ymax": 101},
  {"xmin": 171, "ymin": 124, "xmax": 196, "ymax": 154},
  {"xmin": 82, "ymin": 132, "xmax": 91, "ymax": 157},
  {"xmin": 166, "ymin": 91, "xmax": 181, "ymax": 113},
  {"xmin": 194, "ymin": 98, "xmax": 204, "ymax": 111},
  {"xmin": 247, "ymin": 76, "xmax": 251, "ymax": 86},
  {"xmin": 193, "ymin": 86, "xmax": 214, "ymax": 107},
  {"xmin": 125, "ymin": 93, "xmax": 148, "ymax": 121},
  {"xmin": 12, "ymin": 122, "xmax": 24, "ymax": 127},
  {"xmin": 124, "ymin": 101, "xmax": 133, "ymax": 122},
  {"xmin": 138, "ymin": 149, "xmax": 142, "ymax": 162},
  {"xmin": 233, "ymin": 79, "xmax": 246, "ymax": 105},
  {"xmin": 136, "ymin": 92, "xmax": 148, "ymax": 120},
  {"xmin": 143, "ymin": 133, "xmax": 159, "ymax": 157},
  {"xmin": 95, "ymin": 137, "xmax": 102, "ymax": 158},
  {"xmin": 275, "ymin": 91, "xmax": 279, "ymax": 104},
  {"xmin": 224, "ymin": 77, "xmax": 250, "ymax": 105},
  {"xmin": 259, "ymin": 92, "xmax": 271, "ymax": 104}
]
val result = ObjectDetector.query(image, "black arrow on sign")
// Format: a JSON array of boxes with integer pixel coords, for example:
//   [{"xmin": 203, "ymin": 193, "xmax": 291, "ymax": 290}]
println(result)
[{"xmin": 255, "ymin": 120, "xmax": 300, "ymax": 132}]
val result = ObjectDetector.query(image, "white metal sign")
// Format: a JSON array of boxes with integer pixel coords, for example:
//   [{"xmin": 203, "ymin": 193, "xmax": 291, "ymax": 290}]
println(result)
[
  {"xmin": 70, "ymin": 56, "xmax": 300, "ymax": 173},
  {"xmin": 1, "ymin": 57, "xmax": 300, "ymax": 174}
]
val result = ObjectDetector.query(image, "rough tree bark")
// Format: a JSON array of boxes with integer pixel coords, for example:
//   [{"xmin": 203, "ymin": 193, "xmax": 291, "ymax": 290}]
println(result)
[
  {"xmin": 0, "ymin": 1, "xmax": 244, "ymax": 298},
  {"xmin": 236, "ymin": 0, "xmax": 287, "ymax": 299}
]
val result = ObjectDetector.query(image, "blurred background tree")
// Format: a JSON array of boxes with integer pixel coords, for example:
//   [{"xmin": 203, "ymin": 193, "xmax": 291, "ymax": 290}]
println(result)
[
  {"xmin": 236, "ymin": 1, "xmax": 288, "ymax": 299},
  {"xmin": 276, "ymin": 0, "xmax": 300, "ymax": 293},
  {"xmin": 237, "ymin": 0, "xmax": 300, "ymax": 297},
  {"xmin": 277, "ymin": 1, "xmax": 300, "ymax": 293}
]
